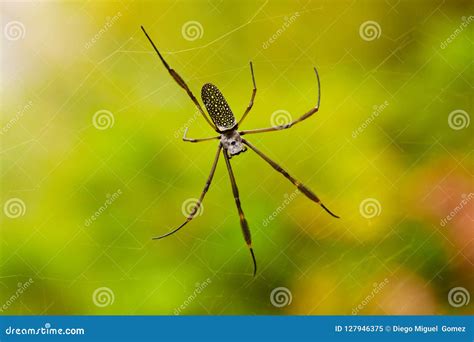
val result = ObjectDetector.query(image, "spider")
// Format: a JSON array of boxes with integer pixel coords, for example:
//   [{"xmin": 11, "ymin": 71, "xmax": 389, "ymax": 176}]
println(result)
[{"xmin": 141, "ymin": 26, "xmax": 339, "ymax": 276}]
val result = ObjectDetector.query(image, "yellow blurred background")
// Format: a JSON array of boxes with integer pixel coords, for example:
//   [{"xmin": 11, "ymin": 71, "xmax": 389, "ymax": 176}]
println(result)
[{"xmin": 1, "ymin": 0, "xmax": 472, "ymax": 315}]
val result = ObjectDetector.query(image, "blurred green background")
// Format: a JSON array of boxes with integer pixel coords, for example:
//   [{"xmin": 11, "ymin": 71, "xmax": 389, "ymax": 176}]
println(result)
[{"xmin": 1, "ymin": 0, "xmax": 472, "ymax": 315}]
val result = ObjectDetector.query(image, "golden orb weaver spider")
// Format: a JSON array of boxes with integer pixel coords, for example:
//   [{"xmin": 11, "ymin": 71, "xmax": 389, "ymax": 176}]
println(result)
[{"xmin": 141, "ymin": 26, "xmax": 339, "ymax": 276}]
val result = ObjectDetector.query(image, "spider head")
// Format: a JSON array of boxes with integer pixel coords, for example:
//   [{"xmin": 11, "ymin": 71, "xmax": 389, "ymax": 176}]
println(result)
[{"xmin": 220, "ymin": 130, "xmax": 246, "ymax": 158}]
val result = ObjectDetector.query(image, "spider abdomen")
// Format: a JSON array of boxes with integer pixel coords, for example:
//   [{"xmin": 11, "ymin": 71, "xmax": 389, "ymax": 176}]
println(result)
[{"xmin": 201, "ymin": 83, "xmax": 236, "ymax": 131}]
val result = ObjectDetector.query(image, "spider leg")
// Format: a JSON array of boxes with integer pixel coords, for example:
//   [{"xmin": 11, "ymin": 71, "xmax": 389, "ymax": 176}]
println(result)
[
  {"xmin": 242, "ymin": 139, "xmax": 339, "ymax": 218},
  {"xmin": 153, "ymin": 144, "xmax": 222, "ymax": 240},
  {"xmin": 239, "ymin": 67, "xmax": 320, "ymax": 136},
  {"xmin": 141, "ymin": 26, "xmax": 217, "ymax": 130},
  {"xmin": 182, "ymin": 127, "xmax": 220, "ymax": 143},
  {"xmin": 237, "ymin": 61, "xmax": 257, "ymax": 126},
  {"xmin": 223, "ymin": 149, "xmax": 257, "ymax": 276}
]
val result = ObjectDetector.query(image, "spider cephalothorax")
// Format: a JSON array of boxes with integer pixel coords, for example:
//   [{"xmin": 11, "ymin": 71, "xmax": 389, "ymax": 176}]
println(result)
[
  {"xmin": 141, "ymin": 26, "xmax": 339, "ymax": 276},
  {"xmin": 220, "ymin": 130, "xmax": 246, "ymax": 157}
]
